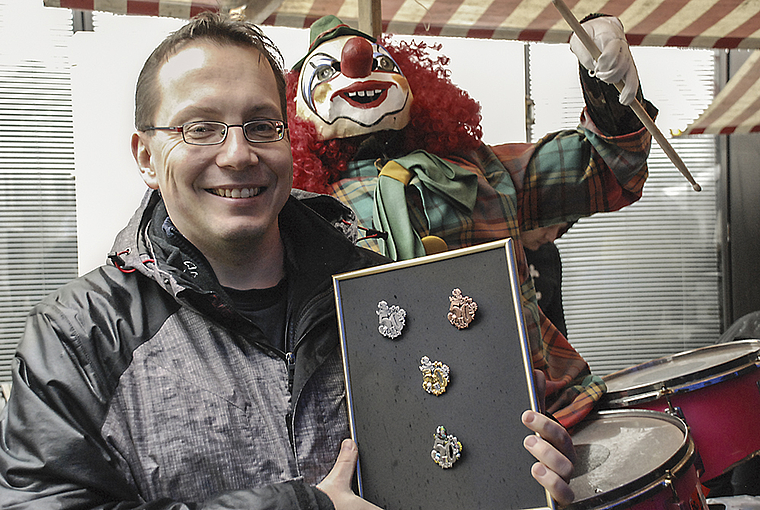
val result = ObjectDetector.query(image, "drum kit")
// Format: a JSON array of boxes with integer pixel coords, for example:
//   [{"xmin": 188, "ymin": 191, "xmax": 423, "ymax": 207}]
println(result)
[{"xmin": 566, "ymin": 339, "xmax": 760, "ymax": 510}]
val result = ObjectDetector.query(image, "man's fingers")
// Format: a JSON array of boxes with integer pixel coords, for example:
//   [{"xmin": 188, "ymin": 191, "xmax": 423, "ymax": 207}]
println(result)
[
  {"xmin": 522, "ymin": 410, "xmax": 576, "ymax": 466},
  {"xmin": 523, "ymin": 433, "xmax": 574, "ymax": 482},
  {"xmin": 531, "ymin": 462, "xmax": 575, "ymax": 506},
  {"xmin": 522, "ymin": 415, "xmax": 576, "ymax": 508}
]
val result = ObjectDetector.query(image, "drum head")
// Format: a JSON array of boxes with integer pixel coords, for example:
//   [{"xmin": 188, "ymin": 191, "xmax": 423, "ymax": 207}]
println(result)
[
  {"xmin": 567, "ymin": 410, "xmax": 691, "ymax": 508},
  {"xmin": 603, "ymin": 340, "xmax": 760, "ymax": 395}
]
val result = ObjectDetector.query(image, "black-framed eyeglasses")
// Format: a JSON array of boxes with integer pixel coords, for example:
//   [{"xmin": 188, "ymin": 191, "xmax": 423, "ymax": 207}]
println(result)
[{"xmin": 141, "ymin": 119, "xmax": 287, "ymax": 145}]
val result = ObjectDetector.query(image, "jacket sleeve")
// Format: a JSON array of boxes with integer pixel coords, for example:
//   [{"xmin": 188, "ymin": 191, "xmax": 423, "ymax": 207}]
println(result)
[
  {"xmin": 0, "ymin": 305, "xmax": 335, "ymax": 510},
  {"xmin": 491, "ymin": 90, "xmax": 657, "ymax": 232}
]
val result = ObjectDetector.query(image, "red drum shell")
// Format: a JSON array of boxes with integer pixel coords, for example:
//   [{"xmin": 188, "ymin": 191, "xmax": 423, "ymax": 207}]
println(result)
[
  {"xmin": 600, "ymin": 340, "xmax": 760, "ymax": 481},
  {"xmin": 567, "ymin": 410, "xmax": 706, "ymax": 510}
]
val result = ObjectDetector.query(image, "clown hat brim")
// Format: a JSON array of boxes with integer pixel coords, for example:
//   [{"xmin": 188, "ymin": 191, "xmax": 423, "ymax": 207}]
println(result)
[{"xmin": 291, "ymin": 15, "xmax": 376, "ymax": 72}]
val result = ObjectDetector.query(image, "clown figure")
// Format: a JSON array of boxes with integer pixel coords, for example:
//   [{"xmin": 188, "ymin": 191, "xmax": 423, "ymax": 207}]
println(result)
[
  {"xmin": 295, "ymin": 26, "xmax": 412, "ymax": 140},
  {"xmin": 287, "ymin": 15, "xmax": 658, "ymax": 427}
]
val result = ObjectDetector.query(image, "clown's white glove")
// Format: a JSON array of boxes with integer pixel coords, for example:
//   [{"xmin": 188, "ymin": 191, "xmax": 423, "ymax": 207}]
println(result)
[{"xmin": 569, "ymin": 16, "xmax": 639, "ymax": 105}]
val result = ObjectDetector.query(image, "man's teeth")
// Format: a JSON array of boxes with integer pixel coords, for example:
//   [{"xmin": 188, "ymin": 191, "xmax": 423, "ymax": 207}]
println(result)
[{"xmin": 211, "ymin": 187, "xmax": 262, "ymax": 198}]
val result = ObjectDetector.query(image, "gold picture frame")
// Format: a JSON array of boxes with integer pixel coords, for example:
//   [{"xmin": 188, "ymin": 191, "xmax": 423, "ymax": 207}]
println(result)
[{"xmin": 333, "ymin": 238, "xmax": 553, "ymax": 510}]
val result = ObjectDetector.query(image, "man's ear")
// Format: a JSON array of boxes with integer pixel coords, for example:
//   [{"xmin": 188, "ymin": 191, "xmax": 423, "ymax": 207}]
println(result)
[{"xmin": 132, "ymin": 131, "xmax": 159, "ymax": 190}]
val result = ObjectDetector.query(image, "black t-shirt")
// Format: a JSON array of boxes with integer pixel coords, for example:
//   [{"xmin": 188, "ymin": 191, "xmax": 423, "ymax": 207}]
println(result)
[{"xmin": 224, "ymin": 278, "xmax": 288, "ymax": 352}]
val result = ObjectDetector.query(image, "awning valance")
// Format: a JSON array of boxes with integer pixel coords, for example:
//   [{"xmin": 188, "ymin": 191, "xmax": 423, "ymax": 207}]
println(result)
[
  {"xmin": 680, "ymin": 50, "xmax": 760, "ymax": 135},
  {"xmin": 43, "ymin": 0, "xmax": 217, "ymax": 19},
  {"xmin": 42, "ymin": 0, "xmax": 760, "ymax": 50}
]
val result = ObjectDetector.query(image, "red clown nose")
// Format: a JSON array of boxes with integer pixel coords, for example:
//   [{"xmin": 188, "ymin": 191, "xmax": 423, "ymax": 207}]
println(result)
[{"xmin": 341, "ymin": 37, "xmax": 373, "ymax": 78}]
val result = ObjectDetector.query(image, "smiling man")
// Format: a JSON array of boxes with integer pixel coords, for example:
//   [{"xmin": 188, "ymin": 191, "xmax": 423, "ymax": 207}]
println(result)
[
  {"xmin": 0, "ymin": 12, "xmax": 576, "ymax": 510},
  {"xmin": 132, "ymin": 41, "xmax": 294, "ymax": 290}
]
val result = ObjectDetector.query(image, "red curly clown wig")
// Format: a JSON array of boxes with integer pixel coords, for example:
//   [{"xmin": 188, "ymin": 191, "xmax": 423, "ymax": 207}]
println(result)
[{"xmin": 286, "ymin": 35, "xmax": 484, "ymax": 193}]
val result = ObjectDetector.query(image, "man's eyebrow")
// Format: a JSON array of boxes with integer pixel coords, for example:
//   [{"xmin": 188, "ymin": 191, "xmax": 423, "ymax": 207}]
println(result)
[
  {"xmin": 171, "ymin": 105, "xmax": 222, "ymax": 123},
  {"xmin": 171, "ymin": 104, "xmax": 282, "ymax": 122},
  {"xmin": 243, "ymin": 104, "xmax": 283, "ymax": 119},
  {"xmin": 245, "ymin": 103, "xmax": 280, "ymax": 114}
]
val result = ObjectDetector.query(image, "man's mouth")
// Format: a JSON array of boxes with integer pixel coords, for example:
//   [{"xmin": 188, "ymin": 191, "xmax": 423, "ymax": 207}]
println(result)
[{"xmin": 207, "ymin": 187, "xmax": 263, "ymax": 199}]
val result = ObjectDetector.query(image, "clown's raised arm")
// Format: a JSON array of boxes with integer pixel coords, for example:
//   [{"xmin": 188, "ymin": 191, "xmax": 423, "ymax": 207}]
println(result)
[{"xmin": 286, "ymin": 15, "xmax": 656, "ymax": 427}]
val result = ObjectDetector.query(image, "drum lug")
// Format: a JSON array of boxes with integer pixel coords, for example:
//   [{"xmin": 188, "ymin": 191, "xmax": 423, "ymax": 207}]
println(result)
[
  {"xmin": 667, "ymin": 405, "xmax": 685, "ymax": 422},
  {"xmin": 665, "ymin": 470, "xmax": 689, "ymax": 510},
  {"xmin": 658, "ymin": 386, "xmax": 686, "ymax": 421},
  {"xmin": 660, "ymin": 403, "xmax": 707, "ymax": 477},
  {"xmin": 657, "ymin": 389, "xmax": 707, "ymax": 477}
]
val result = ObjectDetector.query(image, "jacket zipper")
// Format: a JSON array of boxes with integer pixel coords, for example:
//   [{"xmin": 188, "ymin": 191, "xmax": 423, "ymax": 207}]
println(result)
[
  {"xmin": 283, "ymin": 285, "xmax": 333, "ymax": 468},
  {"xmin": 286, "ymin": 351, "xmax": 296, "ymax": 394},
  {"xmin": 285, "ymin": 351, "xmax": 297, "ymax": 464}
]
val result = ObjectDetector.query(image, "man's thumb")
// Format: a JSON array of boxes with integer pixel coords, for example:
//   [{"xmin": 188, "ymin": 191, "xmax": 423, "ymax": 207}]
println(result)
[
  {"xmin": 334, "ymin": 439, "xmax": 359, "ymax": 475},
  {"xmin": 320, "ymin": 438, "xmax": 359, "ymax": 491}
]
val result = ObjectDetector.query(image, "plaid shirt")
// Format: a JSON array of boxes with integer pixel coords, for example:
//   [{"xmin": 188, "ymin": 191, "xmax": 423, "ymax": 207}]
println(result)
[{"xmin": 329, "ymin": 107, "xmax": 652, "ymax": 428}]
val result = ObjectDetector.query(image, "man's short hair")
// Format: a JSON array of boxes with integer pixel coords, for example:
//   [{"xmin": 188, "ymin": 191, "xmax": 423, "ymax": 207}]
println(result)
[{"xmin": 135, "ymin": 12, "xmax": 287, "ymax": 131}]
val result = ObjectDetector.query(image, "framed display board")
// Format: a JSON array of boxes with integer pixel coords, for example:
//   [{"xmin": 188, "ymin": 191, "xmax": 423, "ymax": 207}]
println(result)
[{"xmin": 333, "ymin": 238, "xmax": 554, "ymax": 510}]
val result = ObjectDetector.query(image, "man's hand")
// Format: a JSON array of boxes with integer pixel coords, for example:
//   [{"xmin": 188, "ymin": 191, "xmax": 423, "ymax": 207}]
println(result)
[
  {"xmin": 569, "ymin": 16, "xmax": 639, "ymax": 105},
  {"xmin": 523, "ymin": 370, "xmax": 576, "ymax": 506},
  {"xmin": 522, "ymin": 410, "xmax": 575, "ymax": 506},
  {"xmin": 317, "ymin": 439, "xmax": 383, "ymax": 510}
]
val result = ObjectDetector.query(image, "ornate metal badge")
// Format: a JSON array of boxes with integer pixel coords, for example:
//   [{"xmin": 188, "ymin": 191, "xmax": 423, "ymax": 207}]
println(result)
[
  {"xmin": 419, "ymin": 356, "xmax": 450, "ymax": 396},
  {"xmin": 377, "ymin": 300, "xmax": 406, "ymax": 339},
  {"xmin": 431, "ymin": 425, "xmax": 462, "ymax": 468},
  {"xmin": 447, "ymin": 288, "xmax": 478, "ymax": 329}
]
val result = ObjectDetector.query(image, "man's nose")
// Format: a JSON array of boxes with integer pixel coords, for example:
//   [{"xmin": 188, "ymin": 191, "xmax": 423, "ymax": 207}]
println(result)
[
  {"xmin": 218, "ymin": 126, "xmax": 258, "ymax": 167},
  {"xmin": 341, "ymin": 36, "xmax": 374, "ymax": 78}
]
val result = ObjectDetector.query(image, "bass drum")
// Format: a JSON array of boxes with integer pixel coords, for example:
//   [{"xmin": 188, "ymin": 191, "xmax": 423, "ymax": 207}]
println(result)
[
  {"xmin": 566, "ymin": 410, "xmax": 706, "ymax": 510},
  {"xmin": 600, "ymin": 340, "xmax": 760, "ymax": 481}
]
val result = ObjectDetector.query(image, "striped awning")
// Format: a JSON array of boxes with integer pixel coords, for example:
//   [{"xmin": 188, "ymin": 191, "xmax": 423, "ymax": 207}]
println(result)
[
  {"xmin": 680, "ymin": 50, "xmax": 760, "ymax": 135},
  {"xmin": 42, "ymin": 0, "xmax": 221, "ymax": 19},
  {"xmin": 43, "ymin": 0, "xmax": 760, "ymax": 49}
]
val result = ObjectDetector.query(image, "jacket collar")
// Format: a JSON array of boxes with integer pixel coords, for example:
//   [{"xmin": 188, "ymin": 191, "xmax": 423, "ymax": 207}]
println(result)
[{"xmin": 109, "ymin": 189, "xmax": 368, "ymax": 318}]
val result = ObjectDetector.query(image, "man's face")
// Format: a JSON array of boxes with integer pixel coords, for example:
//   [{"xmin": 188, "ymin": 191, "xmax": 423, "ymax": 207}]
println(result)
[
  {"xmin": 295, "ymin": 35, "xmax": 412, "ymax": 140},
  {"xmin": 132, "ymin": 42, "xmax": 293, "ymax": 256}
]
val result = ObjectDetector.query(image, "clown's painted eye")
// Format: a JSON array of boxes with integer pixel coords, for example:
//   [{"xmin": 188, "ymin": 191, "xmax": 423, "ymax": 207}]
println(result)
[
  {"xmin": 315, "ymin": 63, "xmax": 338, "ymax": 82},
  {"xmin": 373, "ymin": 55, "xmax": 397, "ymax": 72}
]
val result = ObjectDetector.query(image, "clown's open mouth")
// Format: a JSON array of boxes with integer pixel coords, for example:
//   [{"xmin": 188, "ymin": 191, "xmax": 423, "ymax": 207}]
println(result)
[
  {"xmin": 346, "ymin": 89, "xmax": 384, "ymax": 103},
  {"xmin": 333, "ymin": 81, "xmax": 392, "ymax": 108}
]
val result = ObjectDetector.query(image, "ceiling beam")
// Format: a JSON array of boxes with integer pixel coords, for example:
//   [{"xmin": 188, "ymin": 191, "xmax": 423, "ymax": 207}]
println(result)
[{"xmin": 358, "ymin": 0, "xmax": 382, "ymax": 37}]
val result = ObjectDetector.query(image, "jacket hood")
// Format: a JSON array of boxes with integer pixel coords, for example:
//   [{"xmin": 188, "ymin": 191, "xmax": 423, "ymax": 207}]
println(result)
[{"xmin": 108, "ymin": 190, "xmax": 162, "ymax": 281}]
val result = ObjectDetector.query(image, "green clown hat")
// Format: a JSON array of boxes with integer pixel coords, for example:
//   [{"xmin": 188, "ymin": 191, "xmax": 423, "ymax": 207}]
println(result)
[{"xmin": 292, "ymin": 15, "xmax": 376, "ymax": 72}]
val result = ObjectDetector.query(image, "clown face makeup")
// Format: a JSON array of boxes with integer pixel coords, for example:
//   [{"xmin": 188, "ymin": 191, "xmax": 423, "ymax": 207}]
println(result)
[{"xmin": 296, "ymin": 35, "xmax": 413, "ymax": 140}]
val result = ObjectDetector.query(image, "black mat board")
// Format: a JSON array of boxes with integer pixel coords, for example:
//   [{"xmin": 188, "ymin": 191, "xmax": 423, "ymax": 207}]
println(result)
[{"xmin": 333, "ymin": 239, "xmax": 553, "ymax": 510}]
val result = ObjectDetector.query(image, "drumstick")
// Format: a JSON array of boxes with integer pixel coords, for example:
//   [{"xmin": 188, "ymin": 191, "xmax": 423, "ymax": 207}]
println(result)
[{"xmin": 551, "ymin": 0, "xmax": 702, "ymax": 192}]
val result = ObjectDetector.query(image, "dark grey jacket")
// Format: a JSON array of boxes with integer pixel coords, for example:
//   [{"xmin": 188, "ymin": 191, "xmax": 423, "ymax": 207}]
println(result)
[{"xmin": 0, "ymin": 189, "xmax": 386, "ymax": 509}]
